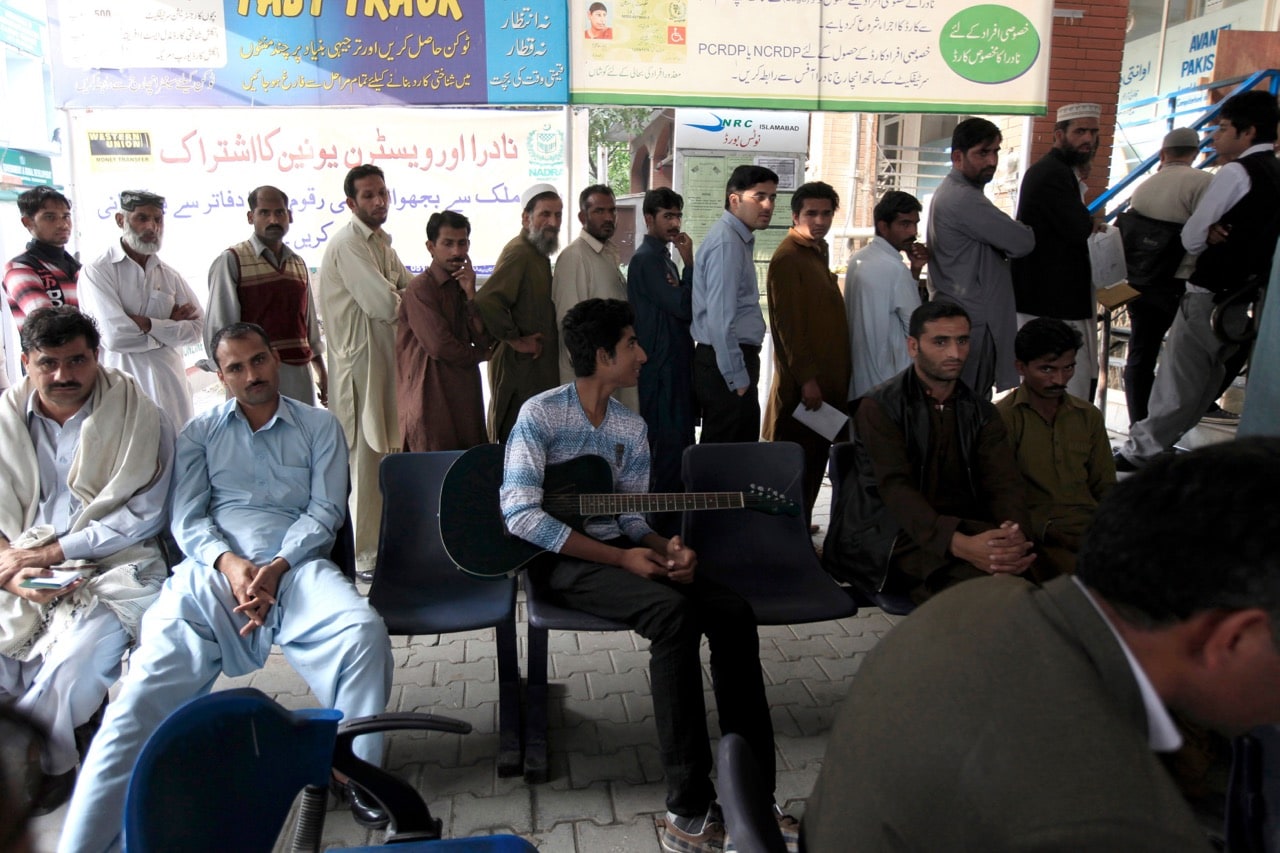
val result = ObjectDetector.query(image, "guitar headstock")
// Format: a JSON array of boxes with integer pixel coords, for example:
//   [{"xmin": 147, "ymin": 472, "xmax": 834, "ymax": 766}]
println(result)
[{"xmin": 743, "ymin": 485, "xmax": 801, "ymax": 517}]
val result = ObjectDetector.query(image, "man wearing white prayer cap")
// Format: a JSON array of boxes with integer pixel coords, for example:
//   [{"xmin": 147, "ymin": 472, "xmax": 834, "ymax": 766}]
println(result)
[
  {"xmin": 1012, "ymin": 102, "xmax": 1104, "ymax": 401},
  {"xmin": 473, "ymin": 182, "xmax": 564, "ymax": 441}
]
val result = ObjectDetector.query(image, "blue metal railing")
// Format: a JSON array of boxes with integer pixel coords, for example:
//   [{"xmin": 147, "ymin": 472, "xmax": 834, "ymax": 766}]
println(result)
[{"xmin": 1089, "ymin": 68, "xmax": 1280, "ymax": 218}]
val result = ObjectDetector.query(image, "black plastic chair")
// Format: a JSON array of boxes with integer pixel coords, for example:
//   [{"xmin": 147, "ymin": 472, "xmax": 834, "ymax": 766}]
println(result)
[
  {"xmin": 369, "ymin": 452, "xmax": 522, "ymax": 777},
  {"xmin": 680, "ymin": 441, "xmax": 857, "ymax": 626},
  {"xmin": 716, "ymin": 733, "xmax": 787, "ymax": 853},
  {"xmin": 826, "ymin": 442, "xmax": 916, "ymax": 616},
  {"xmin": 122, "ymin": 688, "xmax": 534, "ymax": 852},
  {"xmin": 522, "ymin": 574, "xmax": 630, "ymax": 783}
]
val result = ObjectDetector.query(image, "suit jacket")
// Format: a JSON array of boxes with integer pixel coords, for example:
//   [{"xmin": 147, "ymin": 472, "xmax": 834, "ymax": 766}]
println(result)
[{"xmin": 802, "ymin": 576, "xmax": 1210, "ymax": 852}]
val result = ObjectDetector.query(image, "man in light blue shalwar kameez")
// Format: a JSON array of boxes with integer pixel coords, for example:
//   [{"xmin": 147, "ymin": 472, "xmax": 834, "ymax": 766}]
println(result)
[{"xmin": 58, "ymin": 321, "xmax": 393, "ymax": 853}]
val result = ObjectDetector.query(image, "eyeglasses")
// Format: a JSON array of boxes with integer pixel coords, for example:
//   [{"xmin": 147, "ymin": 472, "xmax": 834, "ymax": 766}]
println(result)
[
  {"xmin": 0, "ymin": 703, "xmax": 49, "ymax": 848},
  {"xmin": 119, "ymin": 190, "xmax": 166, "ymax": 211}
]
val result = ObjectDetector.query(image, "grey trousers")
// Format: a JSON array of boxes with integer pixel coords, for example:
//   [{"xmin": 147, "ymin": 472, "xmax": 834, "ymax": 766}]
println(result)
[{"xmin": 1122, "ymin": 291, "xmax": 1235, "ymax": 464}]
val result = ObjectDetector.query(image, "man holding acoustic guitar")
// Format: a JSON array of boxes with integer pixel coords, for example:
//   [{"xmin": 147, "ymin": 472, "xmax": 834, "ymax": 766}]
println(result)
[{"xmin": 497, "ymin": 298, "xmax": 792, "ymax": 853}]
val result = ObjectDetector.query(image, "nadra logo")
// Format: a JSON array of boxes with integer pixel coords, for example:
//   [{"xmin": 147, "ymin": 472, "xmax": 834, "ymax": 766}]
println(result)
[{"xmin": 683, "ymin": 114, "xmax": 750, "ymax": 133}]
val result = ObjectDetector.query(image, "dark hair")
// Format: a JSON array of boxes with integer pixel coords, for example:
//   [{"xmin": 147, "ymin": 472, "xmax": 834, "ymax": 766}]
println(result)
[
  {"xmin": 1078, "ymin": 438, "xmax": 1280, "ymax": 634},
  {"xmin": 247, "ymin": 185, "xmax": 289, "ymax": 210},
  {"xmin": 873, "ymin": 190, "xmax": 922, "ymax": 227},
  {"xmin": 951, "ymin": 118, "xmax": 1001, "ymax": 154},
  {"xmin": 426, "ymin": 210, "xmax": 471, "ymax": 242},
  {"xmin": 1013, "ymin": 317, "xmax": 1084, "ymax": 363},
  {"xmin": 210, "ymin": 322, "xmax": 273, "ymax": 368},
  {"xmin": 589, "ymin": 1, "xmax": 606, "ymax": 11},
  {"xmin": 17, "ymin": 187, "xmax": 70, "ymax": 219},
  {"xmin": 1219, "ymin": 90, "xmax": 1280, "ymax": 145},
  {"xmin": 343, "ymin": 164, "xmax": 385, "ymax": 201},
  {"xmin": 908, "ymin": 301, "xmax": 969, "ymax": 338},
  {"xmin": 562, "ymin": 298, "xmax": 635, "ymax": 377},
  {"xmin": 790, "ymin": 181, "xmax": 839, "ymax": 216},
  {"xmin": 724, "ymin": 165, "xmax": 779, "ymax": 210},
  {"xmin": 642, "ymin": 188, "xmax": 683, "ymax": 217},
  {"xmin": 578, "ymin": 184, "xmax": 615, "ymax": 211},
  {"xmin": 20, "ymin": 306, "xmax": 100, "ymax": 353}
]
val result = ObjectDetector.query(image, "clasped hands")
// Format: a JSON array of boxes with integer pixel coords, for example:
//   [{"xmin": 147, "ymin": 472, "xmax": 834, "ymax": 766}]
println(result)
[
  {"xmin": 216, "ymin": 552, "xmax": 289, "ymax": 636},
  {"xmin": 950, "ymin": 521, "xmax": 1035, "ymax": 576},
  {"xmin": 620, "ymin": 535, "xmax": 697, "ymax": 584}
]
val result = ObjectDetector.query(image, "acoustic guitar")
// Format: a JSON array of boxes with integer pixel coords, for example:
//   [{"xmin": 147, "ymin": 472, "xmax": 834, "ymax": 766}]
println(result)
[{"xmin": 439, "ymin": 443, "xmax": 799, "ymax": 578}]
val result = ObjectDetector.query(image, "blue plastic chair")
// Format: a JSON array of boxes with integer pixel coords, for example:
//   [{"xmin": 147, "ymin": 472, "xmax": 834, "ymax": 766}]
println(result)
[
  {"xmin": 369, "ymin": 452, "xmax": 522, "ymax": 776},
  {"xmin": 680, "ymin": 441, "xmax": 858, "ymax": 625},
  {"xmin": 123, "ymin": 688, "xmax": 535, "ymax": 852}
]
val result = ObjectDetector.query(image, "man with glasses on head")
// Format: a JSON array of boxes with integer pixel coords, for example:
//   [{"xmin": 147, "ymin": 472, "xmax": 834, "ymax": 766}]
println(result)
[
  {"xmin": 78, "ymin": 190, "xmax": 204, "ymax": 428},
  {"xmin": 692, "ymin": 165, "xmax": 778, "ymax": 443}
]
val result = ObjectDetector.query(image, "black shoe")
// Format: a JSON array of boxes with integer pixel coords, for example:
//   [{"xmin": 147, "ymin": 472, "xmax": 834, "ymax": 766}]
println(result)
[
  {"xmin": 74, "ymin": 699, "xmax": 108, "ymax": 762},
  {"xmin": 32, "ymin": 768, "xmax": 76, "ymax": 816},
  {"xmin": 340, "ymin": 780, "xmax": 389, "ymax": 829},
  {"xmin": 1113, "ymin": 450, "xmax": 1139, "ymax": 473}
]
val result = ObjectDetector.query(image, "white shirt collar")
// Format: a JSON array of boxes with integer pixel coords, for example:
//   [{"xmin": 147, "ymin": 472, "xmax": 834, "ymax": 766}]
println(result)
[{"xmin": 1073, "ymin": 577, "xmax": 1183, "ymax": 753}]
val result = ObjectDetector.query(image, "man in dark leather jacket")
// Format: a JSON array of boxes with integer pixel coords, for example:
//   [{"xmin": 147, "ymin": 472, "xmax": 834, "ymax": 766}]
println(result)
[{"xmin": 824, "ymin": 302, "xmax": 1034, "ymax": 604}]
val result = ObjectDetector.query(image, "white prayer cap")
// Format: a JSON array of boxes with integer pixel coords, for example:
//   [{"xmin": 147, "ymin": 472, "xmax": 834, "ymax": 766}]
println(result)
[
  {"xmin": 1056, "ymin": 102, "xmax": 1101, "ymax": 123},
  {"xmin": 520, "ymin": 183, "xmax": 560, "ymax": 209}
]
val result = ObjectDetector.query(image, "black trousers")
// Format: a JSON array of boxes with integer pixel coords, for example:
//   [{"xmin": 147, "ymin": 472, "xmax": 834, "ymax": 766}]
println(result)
[
  {"xmin": 1124, "ymin": 286, "xmax": 1183, "ymax": 424},
  {"xmin": 533, "ymin": 550, "xmax": 775, "ymax": 816},
  {"xmin": 693, "ymin": 343, "xmax": 761, "ymax": 444}
]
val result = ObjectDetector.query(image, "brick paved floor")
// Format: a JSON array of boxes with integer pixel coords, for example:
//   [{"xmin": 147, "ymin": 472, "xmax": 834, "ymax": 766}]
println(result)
[{"xmin": 30, "ymin": 478, "xmax": 898, "ymax": 852}]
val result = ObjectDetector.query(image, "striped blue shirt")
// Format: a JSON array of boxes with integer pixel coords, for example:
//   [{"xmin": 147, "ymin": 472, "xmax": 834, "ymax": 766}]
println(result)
[{"xmin": 501, "ymin": 383, "xmax": 652, "ymax": 552}]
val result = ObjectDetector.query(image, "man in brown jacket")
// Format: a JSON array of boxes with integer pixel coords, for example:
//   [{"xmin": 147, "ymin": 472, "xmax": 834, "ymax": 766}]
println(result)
[{"xmin": 763, "ymin": 182, "xmax": 851, "ymax": 523}]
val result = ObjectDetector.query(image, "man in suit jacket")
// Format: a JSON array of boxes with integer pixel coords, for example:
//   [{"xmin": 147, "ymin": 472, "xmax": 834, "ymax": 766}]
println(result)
[{"xmin": 804, "ymin": 438, "xmax": 1280, "ymax": 851}]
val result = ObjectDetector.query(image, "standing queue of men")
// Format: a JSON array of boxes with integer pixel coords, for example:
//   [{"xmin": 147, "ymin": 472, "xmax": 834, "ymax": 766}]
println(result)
[{"xmin": 0, "ymin": 87, "xmax": 1277, "ymax": 850}]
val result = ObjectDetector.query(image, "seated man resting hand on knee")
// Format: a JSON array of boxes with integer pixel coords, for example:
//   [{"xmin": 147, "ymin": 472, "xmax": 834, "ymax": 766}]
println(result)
[
  {"xmin": 501, "ymin": 298, "xmax": 789, "ymax": 853},
  {"xmin": 58, "ymin": 322, "xmax": 393, "ymax": 853}
]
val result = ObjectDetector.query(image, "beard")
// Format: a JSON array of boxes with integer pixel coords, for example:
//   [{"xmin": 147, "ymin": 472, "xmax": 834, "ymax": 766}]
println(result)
[
  {"xmin": 122, "ymin": 224, "xmax": 162, "ymax": 255},
  {"xmin": 1060, "ymin": 146, "xmax": 1095, "ymax": 169},
  {"xmin": 524, "ymin": 225, "xmax": 559, "ymax": 257}
]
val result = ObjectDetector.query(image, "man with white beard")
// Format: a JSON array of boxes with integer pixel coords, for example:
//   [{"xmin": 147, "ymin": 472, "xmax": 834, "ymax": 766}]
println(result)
[{"xmin": 79, "ymin": 190, "xmax": 204, "ymax": 428}]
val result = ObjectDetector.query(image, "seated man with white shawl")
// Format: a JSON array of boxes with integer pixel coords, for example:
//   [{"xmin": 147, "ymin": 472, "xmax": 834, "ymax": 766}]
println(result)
[{"xmin": 0, "ymin": 306, "xmax": 172, "ymax": 813}]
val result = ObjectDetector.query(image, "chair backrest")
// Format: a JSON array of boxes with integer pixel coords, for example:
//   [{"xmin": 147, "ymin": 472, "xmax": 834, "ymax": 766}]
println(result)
[
  {"xmin": 372, "ymin": 451, "xmax": 522, "ymax": 633},
  {"xmin": 123, "ymin": 688, "xmax": 341, "ymax": 853},
  {"xmin": 373, "ymin": 451, "xmax": 464, "ymax": 585},
  {"xmin": 716, "ymin": 733, "xmax": 787, "ymax": 853},
  {"xmin": 332, "ymin": 508, "xmax": 358, "ymax": 581},
  {"xmin": 681, "ymin": 441, "xmax": 821, "ymax": 588}
]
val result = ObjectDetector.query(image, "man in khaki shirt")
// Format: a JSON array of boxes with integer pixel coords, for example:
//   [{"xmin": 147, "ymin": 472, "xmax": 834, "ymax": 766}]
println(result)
[{"xmin": 996, "ymin": 317, "xmax": 1114, "ymax": 576}]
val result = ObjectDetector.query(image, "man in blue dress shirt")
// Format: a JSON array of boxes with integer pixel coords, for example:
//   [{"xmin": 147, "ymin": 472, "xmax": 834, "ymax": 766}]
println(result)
[
  {"xmin": 59, "ymin": 321, "xmax": 393, "ymax": 853},
  {"xmin": 692, "ymin": 164, "xmax": 778, "ymax": 443}
]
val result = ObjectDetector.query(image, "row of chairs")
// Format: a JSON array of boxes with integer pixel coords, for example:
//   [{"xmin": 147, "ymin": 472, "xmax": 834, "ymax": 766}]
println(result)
[
  {"xmin": 121, "ymin": 441, "xmax": 864, "ymax": 850},
  {"xmin": 370, "ymin": 441, "xmax": 858, "ymax": 784}
]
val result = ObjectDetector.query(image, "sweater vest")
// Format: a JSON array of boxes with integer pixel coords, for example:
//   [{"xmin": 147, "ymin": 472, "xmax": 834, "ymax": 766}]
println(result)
[
  {"xmin": 1190, "ymin": 150, "xmax": 1280, "ymax": 297},
  {"xmin": 230, "ymin": 241, "xmax": 313, "ymax": 365}
]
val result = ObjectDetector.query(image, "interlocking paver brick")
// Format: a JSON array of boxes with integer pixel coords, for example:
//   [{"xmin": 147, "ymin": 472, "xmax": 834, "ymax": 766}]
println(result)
[
  {"xmin": 451, "ymin": 789, "xmax": 534, "ymax": 837},
  {"xmin": 534, "ymin": 779, "xmax": 614, "ymax": 829},
  {"xmin": 553, "ymin": 649, "xmax": 614, "ymax": 678}
]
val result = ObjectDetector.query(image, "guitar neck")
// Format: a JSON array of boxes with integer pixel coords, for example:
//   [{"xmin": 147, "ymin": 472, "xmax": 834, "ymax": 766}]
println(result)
[{"xmin": 545, "ymin": 491, "xmax": 745, "ymax": 517}]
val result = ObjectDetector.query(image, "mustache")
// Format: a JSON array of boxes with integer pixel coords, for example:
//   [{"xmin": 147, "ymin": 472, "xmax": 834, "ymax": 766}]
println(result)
[{"xmin": 51, "ymin": 382, "xmax": 81, "ymax": 389}]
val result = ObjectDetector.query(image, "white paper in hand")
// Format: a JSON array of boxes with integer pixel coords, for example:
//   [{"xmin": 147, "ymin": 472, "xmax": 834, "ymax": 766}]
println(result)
[{"xmin": 791, "ymin": 402, "xmax": 849, "ymax": 442}]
